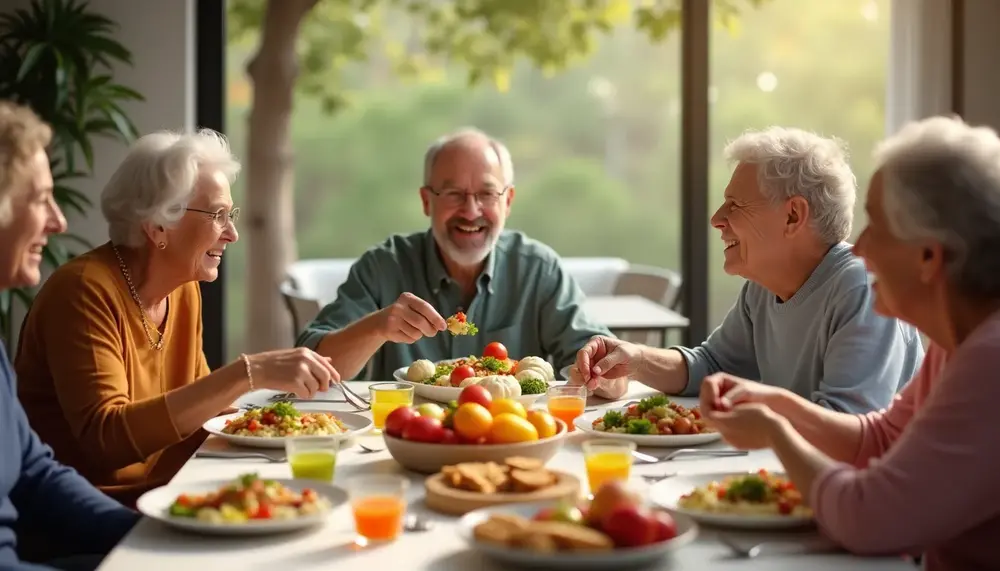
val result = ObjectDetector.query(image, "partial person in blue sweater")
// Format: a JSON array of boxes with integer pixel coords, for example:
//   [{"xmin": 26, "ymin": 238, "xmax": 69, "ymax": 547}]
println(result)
[
  {"xmin": 571, "ymin": 127, "xmax": 925, "ymax": 413},
  {"xmin": 0, "ymin": 101, "xmax": 138, "ymax": 570}
]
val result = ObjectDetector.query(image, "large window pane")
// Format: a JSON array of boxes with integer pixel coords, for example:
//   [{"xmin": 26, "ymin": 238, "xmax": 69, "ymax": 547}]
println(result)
[
  {"xmin": 708, "ymin": 0, "xmax": 890, "ymax": 327},
  {"xmin": 223, "ymin": 10, "xmax": 682, "ymax": 357}
]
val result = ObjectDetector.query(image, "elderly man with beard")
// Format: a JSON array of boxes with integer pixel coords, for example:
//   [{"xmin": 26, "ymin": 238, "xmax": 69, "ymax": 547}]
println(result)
[{"xmin": 297, "ymin": 128, "xmax": 611, "ymax": 380}]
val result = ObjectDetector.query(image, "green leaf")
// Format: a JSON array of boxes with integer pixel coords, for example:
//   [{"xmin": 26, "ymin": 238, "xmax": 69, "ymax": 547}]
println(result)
[{"xmin": 15, "ymin": 43, "xmax": 46, "ymax": 82}]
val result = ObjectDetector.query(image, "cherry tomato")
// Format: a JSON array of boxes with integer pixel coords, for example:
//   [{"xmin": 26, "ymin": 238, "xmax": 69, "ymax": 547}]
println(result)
[
  {"xmin": 450, "ymin": 365, "xmax": 476, "ymax": 387},
  {"xmin": 673, "ymin": 417, "xmax": 693, "ymax": 435},
  {"xmin": 717, "ymin": 488, "xmax": 728, "ymax": 500},
  {"xmin": 483, "ymin": 341, "xmax": 508, "ymax": 360},
  {"xmin": 777, "ymin": 500, "xmax": 792, "ymax": 515},
  {"xmin": 455, "ymin": 311, "xmax": 468, "ymax": 323},
  {"xmin": 254, "ymin": 503, "xmax": 272, "ymax": 519},
  {"xmin": 247, "ymin": 420, "xmax": 260, "ymax": 432},
  {"xmin": 261, "ymin": 412, "xmax": 278, "ymax": 425}
]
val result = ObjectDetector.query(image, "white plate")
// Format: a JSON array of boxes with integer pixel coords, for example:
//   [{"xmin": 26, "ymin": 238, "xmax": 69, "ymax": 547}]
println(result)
[
  {"xmin": 649, "ymin": 471, "xmax": 815, "ymax": 530},
  {"xmin": 572, "ymin": 409, "xmax": 722, "ymax": 448},
  {"xmin": 391, "ymin": 364, "xmax": 546, "ymax": 406},
  {"xmin": 203, "ymin": 407, "xmax": 373, "ymax": 449},
  {"xmin": 559, "ymin": 364, "xmax": 573, "ymax": 380},
  {"xmin": 136, "ymin": 478, "xmax": 347, "ymax": 536},
  {"xmin": 458, "ymin": 501, "xmax": 698, "ymax": 569}
]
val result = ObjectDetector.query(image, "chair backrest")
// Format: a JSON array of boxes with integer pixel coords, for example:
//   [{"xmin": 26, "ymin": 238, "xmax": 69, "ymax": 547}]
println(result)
[
  {"xmin": 286, "ymin": 259, "xmax": 356, "ymax": 305},
  {"xmin": 560, "ymin": 257, "xmax": 630, "ymax": 296},
  {"xmin": 612, "ymin": 264, "xmax": 683, "ymax": 310},
  {"xmin": 280, "ymin": 280, "xmax": 323, "ymax": 337}
]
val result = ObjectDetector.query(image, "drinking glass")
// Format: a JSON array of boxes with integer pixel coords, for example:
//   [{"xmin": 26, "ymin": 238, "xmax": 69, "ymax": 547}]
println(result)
[
  {"xmin": 547, "ymin": 384, "xmax": 588, "ymax": 431},
  {"xmin": 347, "ymin": 474, "xmax": 409, "ymax": 543},
  {"xmin": 285, "ymin": 435, "xmax": 340, "ymax": 482},
  {"xmin": 369, "ymin": 382, "xmax": 414, "ymax": 431},
  {"xmin": 582, "ymin": 439, "xmax": 637, "ymax": 494}
]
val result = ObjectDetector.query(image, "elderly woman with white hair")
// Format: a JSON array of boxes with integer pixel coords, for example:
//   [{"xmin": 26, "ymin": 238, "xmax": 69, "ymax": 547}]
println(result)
[
  {"xmin": 572, "ymin": 127, "xmax": 924, "ymax": 413},
  {"xmin": 14, "ymin": 129, "xmax": 339, "ymax": 506},
  {"xmin": 699, "ymin": 116, "xmax": 1000, "ymax": 570}
]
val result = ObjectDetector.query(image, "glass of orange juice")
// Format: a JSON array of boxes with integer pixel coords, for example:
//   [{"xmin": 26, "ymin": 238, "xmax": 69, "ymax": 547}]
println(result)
[
  {"xmin": 369, "ymin": 382, "xmax": 414, "ymax": 431},
  {"xmin": 347, "ymin": 474, "xmax": 409, "ymax": 543},
  {"xmin": 547, "ymin": 384, "xmax": 587, "ymax": 431},
  {"xmin": 582, "ymin": 439, "xmax": 636, "ymax": 494}
]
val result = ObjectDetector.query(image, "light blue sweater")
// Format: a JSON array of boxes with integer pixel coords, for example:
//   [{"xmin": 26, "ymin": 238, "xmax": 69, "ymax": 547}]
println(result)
[{"xmin": 674, "ymin": 243, "xmax": 925, "ymax": 413}]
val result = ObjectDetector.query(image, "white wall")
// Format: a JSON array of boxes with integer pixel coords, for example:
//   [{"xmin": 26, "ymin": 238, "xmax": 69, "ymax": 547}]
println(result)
[{"xmin": 2, "ymin": 0, "xmax": 195, "ymax": 345}]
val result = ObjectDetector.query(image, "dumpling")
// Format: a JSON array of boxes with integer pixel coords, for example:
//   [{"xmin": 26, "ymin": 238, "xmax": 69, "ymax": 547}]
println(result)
[
  {"xmin": 435, "ymin": 374, "xmax": 452, "ymax": 387},
  {"xmin": 406, "ymin": 359, "xmax": 436, "ymax": 382},
  {"xmin": 515, "ymin": 369, "xmax": 545, "ymax": 383},
  {"xmin": 516, "ymin": 356, "xmax": 555, "ymax": 383},
  {"xmin": 459, "ymin": 376, "xmax": 481, "ymax": 388}
]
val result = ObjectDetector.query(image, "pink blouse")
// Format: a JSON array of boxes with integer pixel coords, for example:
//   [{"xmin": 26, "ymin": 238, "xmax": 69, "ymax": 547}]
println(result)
[{"xmin": 811, "ymin": 316, "xmax": 1000, "ymax": 571}]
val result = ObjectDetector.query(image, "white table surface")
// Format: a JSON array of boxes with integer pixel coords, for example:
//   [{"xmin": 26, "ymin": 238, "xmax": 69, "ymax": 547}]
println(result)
[
  {"xmin": 584, "ymin": 295, "xmax": 690, "ymax": 330},
  {"xmin": 98, "ymin": 382, "xmax": 913, "ymax": 571}
]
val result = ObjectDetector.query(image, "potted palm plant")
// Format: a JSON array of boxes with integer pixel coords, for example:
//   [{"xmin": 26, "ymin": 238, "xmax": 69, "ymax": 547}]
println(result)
[{"xmin": 0, "ymin": 0, "xmax": 143, "ymax": 349}]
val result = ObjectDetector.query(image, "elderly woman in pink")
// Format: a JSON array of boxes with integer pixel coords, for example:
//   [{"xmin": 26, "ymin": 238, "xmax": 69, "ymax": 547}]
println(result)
[{"xmin": 700, "ymin": 115, "xmax": 1000, "ymax": 571}]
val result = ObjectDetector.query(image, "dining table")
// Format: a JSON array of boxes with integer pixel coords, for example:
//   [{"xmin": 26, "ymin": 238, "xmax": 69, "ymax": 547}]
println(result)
[
  {"xmin": 582, "ymin": 295, "xmax": 689, "ymax": 347},
  {"xmin": 97, "ymin": 381, "xmax": 916, "ymax": 571}
]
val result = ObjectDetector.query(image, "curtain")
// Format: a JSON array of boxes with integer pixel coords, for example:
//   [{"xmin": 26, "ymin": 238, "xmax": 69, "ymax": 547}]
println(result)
[{"xmin": 886, "ymin": 0, "xmax": 954, "ymax": 135}]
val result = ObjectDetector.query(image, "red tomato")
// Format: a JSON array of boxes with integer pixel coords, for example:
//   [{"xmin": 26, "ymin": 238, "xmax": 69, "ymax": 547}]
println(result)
[
  {"xmin": 483, "ymin": 342, "xmax": 508, "ymax": 360},
  {"xmin": 247, "ymin": 420, "xmax": 260, "ymax": 432},
  {"xmin": 450, "ymin": 365, "xmax": 476, "ymax": 387},
  {"xmin": 458, "ymin": 384, "xmax": 493, "ymax": 408},
  {"xmin": 440, "ymin": 428, "xmax": 460, "ymax": 445},
  {"xmin": 254, "ymin": 503, "xmax": 272, "ymax": 519},
  {"xmin": 261, "ymin": 412, "xmax": 278, "ymax": 425},
  {"xmin": 402, "ymin": 416, "xmax": 446, "ymax": 443},
  {"xmin": 455, "ymin": 311, "xmax": 467, "ymax": 323},
  {"xmin": 650, "ymin": 510, "xmax": 678, "ymax": 541},
  {"xmin": 777, "ymin": 499, "xmax": 792, "ymax": 515},
  {"xmin": 384, "ymin": 406, "xmax": 419, "ymax": 438}
]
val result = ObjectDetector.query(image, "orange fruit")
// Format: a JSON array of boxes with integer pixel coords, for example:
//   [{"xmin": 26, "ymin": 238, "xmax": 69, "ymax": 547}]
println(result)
[
  {"xmin": 489, "ymin": 413, "xmax": 539, "ymax": 444},
  {"xmin": 489, "ymin": 398, "xmax": 527, "ymax": 419},
  {"xmin": 525, "ymin": 410, "xmax": 558, "ymax": 439},
  {"xmin": 452, "ymin": 403, "xmax": 493, "ymax": 440}
]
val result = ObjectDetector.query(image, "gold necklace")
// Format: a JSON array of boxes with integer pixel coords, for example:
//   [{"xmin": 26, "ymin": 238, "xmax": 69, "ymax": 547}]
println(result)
[{"xmin": 112, "ymin": 244, "xmax": 164, "ymax": 350}]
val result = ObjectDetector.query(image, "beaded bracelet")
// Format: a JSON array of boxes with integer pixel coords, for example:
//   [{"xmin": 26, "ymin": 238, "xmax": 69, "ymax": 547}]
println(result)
[{"xmin": 239, "ymin": 353, "xmax": 254, "ymax": 391}]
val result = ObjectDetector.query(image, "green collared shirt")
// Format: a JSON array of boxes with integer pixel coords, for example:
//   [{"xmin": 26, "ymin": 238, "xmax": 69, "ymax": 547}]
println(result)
[{"xmin": 296, "ymin": 230, "xmax": 611, "ymax": 381}]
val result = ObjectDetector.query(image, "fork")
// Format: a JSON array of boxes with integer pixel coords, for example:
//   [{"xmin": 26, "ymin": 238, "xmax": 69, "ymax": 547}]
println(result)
[
  {"xmin": 195, "ymin": 450, "xmax": 286, "ymax": 463},
  {"xmin": 632, "ymin": 448, "xmax": 748, "ymax": 464},
  {"xmin": 719, "ymin": 535, "xmax": 840, "ymax": 558}
]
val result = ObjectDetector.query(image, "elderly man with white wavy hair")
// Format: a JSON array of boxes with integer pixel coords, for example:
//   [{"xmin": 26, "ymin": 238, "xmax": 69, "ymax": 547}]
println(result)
[{"xmin": 572, "ymin": 127, "xmax": 925, "ymax": 413}]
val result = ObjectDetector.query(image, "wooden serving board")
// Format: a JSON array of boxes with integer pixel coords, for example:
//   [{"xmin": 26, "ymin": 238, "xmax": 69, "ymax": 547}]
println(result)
[{"xmin": 424, "ymin": 471, "xmax": 582, "ymax": 516}]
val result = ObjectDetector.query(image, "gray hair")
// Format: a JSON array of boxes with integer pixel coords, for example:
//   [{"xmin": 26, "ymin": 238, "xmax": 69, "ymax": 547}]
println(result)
[
  {"xmin": 876, "ymin": 116, "xmax": 1000, "ymax": 298},
  {"xmin": 101, "ymin": 128, "xmax": 240, "ymax": 248},
  {"xmin": 724, "ymin": 127, "xmax": 856, "ymax": 244},
  {"xmin": 422, "ymin": 127, "xmax": 515, "ymax": 187}
]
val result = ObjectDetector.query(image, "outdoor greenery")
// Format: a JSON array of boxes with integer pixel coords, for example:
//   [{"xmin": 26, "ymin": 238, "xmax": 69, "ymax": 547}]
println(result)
[
  {"xmin": 223, "ymin": 0, "xmax": 889, "ymax": 358},
  {"xmin": 0, "ymin": 0, "xmax": 142, "ymax": 348}
]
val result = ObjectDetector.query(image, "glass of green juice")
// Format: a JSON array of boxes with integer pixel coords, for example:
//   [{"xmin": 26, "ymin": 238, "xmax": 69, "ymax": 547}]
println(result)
[
  {"xmin": 286, "ymin": 435, "xmax": 340, "ymax": 482},
  {"xmin": 369, "ymin": 382, "xmax": 414, "ymax": 431}
]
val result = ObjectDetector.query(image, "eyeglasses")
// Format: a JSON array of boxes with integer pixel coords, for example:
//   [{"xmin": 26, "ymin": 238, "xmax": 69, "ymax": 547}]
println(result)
[
  {"xmin": 423, "ymin": 186, "xmax": 510, "ymax": 208},
  {"xmin": 186, "ymin": 207, "xmax": 240, "ymax": 228}
]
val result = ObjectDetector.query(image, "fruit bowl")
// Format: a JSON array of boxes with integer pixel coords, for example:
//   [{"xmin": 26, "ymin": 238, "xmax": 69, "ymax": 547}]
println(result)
[{"xmin": 382, "ymin": 419, "xmax": 569, "ymax": 474}]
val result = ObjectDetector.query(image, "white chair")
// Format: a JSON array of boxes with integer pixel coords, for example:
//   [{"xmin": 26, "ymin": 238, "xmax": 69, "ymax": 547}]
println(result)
[
  {"xmin": 286, "ymin": 258, "xmax": 356, "ymax": 306},
  {"xmin": 560, "ymin": 257, "xmax": 630, "ymax": 296},
  {"xmin": 279, "ymin": 280, "xmax": 322, "ymax": 339},
  {"xmin": 611, "ymin": 264, "xmax": 684, "ymax": 345}
]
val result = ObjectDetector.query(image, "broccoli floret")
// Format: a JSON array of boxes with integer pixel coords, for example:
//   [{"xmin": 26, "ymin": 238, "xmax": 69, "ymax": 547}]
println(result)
[
  {"xmin": 625, "ymin": 418, "xmax": 655, "ymax": 434},
  {"xmin": 637, "ymin": 395, "xmax": 669, "ymax": 413},
  {"xmin": 519, "ymin": 377, "xmax": 547, "ymax": 395},
  {"xmin": 601, "ymin": 410, "xmax": 625, "ymax": 428}
]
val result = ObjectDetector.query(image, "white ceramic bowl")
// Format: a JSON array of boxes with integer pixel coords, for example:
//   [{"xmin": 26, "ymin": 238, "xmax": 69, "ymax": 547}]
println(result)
[
  {"xmin": 382, "ymin": 419, "xmax": 569, "ymax": 474},
  {"xmin": 391, "ymin": 366, "xmax": 547, "ymax": 406},
  {"xmin": 458, "ymin": 500, "xmax": 699, "ymax": 569}
]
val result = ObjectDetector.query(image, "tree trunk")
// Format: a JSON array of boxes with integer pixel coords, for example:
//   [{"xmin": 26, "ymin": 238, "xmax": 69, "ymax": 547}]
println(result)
[{"xmin": 244, "ymin": 0, "xmax": 319, "ymax": 353}]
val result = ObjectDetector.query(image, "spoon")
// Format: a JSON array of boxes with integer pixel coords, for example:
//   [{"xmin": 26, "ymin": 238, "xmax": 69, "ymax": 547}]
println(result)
[
  {"xmin": 195, "ymin": 450, "xmax": 286, "ymax": 463},
  {"xmin": 719, "ymin": 535, "xmax": 840, "ymax": 558},
  {"xmin": 357, "ymin": 441, "xmax": 384, "ymax": 453}
]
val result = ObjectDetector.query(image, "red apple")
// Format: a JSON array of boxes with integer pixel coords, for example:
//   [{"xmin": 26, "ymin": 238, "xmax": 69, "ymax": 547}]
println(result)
[
  {"xmin": 588, "ymin": 480, "xmax": 642, "ymax": 525},
  {"xmin": 384, "ymin": 406, "xmax": 418, "ymax": 438},
  {"xmin": 440, "ymin": 428, "xmax": 460, "ymax": 445},
  {"xmin": 402, "ymin": 416, "xmax": 445, "ymax": 443},
  {"xmin": 602, "ymin": 505, "xmax": 656, "ymax": 548},
  {"xmin": 650, "ymin": 510, "xmax": 678, "ymax": 542},
  {"xmin": 458, "ymin": 385, "xmax": 493, "ymax": 408}
]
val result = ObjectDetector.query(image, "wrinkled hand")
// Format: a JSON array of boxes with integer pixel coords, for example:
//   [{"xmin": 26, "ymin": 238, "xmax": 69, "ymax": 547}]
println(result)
[
  {"xmin": 377, "ymin": 292, "xmax": 447, "ymax": 344},
  {"xmin": 247, "ymin": 347, "xmax": 340, "ymax": 399},
  {"xmin": 699, "ymin": 373, "xmax": 783, "ymax": 415},
  {"xmin": 574, "ymin": 336, "xmax": 643, "ymax": 390},
  {"xmin": 566, "ymin": 364, "xmax": 628, "ymax": 399},
  {"xmin": 705, "ymin": 402, "xmax": 785, "ymax": 450}
]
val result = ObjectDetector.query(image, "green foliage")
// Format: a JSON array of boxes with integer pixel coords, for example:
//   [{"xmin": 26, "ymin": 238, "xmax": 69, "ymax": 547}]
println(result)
[
  {"xmin": 228, "ymin": 0, "xmax": 770, "ymax": 112},
  {"xmin": 0, "ymin": 0, "xmax": 143, "ymax": 347}
]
